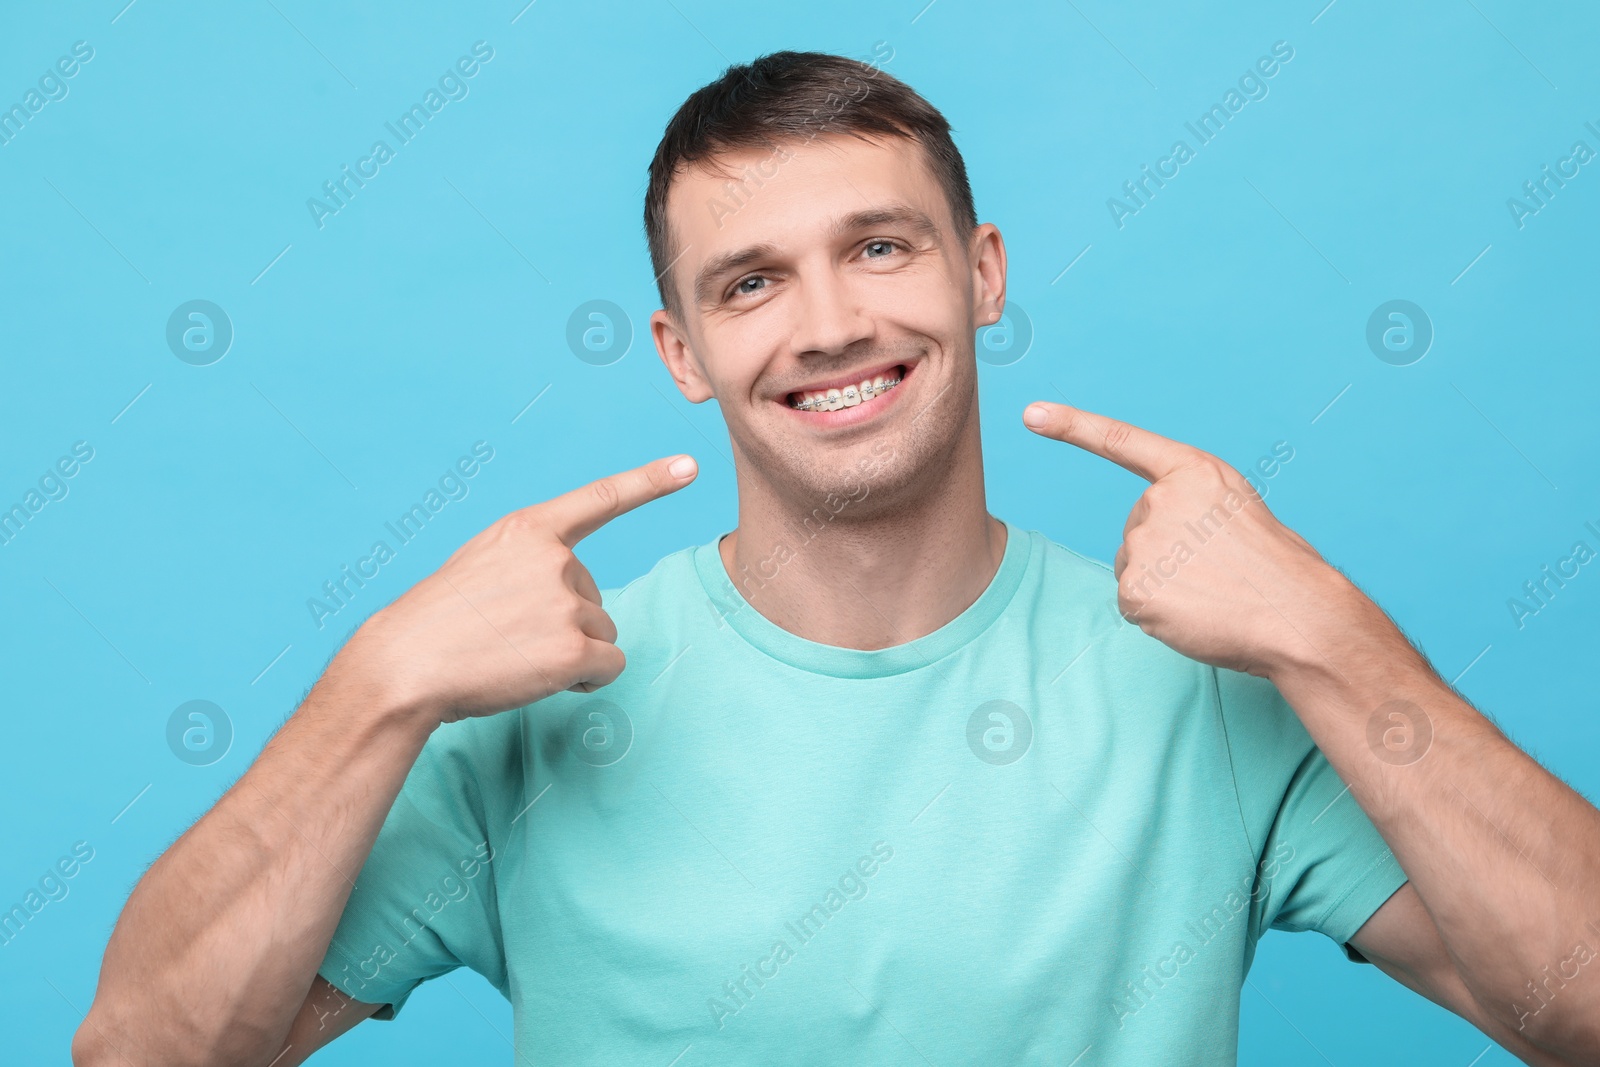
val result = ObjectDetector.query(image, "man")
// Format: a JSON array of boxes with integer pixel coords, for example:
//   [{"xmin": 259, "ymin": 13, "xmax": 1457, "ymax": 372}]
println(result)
[{"xmin": 75, "ymin": 51, "xmax": 1599, "ymax": 1066}]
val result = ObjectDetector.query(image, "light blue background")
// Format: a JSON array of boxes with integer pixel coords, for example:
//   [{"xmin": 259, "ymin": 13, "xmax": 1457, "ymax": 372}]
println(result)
[{"xmin": 2, "ymin": 0, "xmax": 1596, "ymax": 1063}]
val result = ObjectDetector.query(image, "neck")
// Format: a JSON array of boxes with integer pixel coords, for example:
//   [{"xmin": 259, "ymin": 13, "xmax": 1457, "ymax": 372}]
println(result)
[{"xmin": 717, "ymin": 404, "xmax": 1006, "ymax": 651}]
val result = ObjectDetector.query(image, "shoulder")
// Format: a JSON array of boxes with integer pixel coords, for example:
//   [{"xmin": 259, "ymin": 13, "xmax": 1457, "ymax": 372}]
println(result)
[
  {"xmin": 1018, "ymin": 522, "xmax": 1307, "ymax": 747},
  {"xmin": 1017, "ymin": 525, "xmax": 1191, "ymax": 667},
  {"xmin": 1210, "ymin": 667, "xmax": 1315, "ymax": 767},
  {"xmin": 404, "ymin": 545, "xmax": 703, "ymax": 812},
  {"xmin": 597, "ymin": 542, "xmax": 701, "ymax": 620},
  {"xmin": 1015, "ymin": 529, "xmax": 1323, "ymax": 854},
  {"xmin": 1030, "ymin": 527, "xmax": 1118, "ymax": 588}
]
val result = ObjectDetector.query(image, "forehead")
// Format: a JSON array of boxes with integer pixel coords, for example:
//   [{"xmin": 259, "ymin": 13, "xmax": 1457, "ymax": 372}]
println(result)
[{"xmin": 662, "ymin": 134, "xmax": 950, "ymax": 305}]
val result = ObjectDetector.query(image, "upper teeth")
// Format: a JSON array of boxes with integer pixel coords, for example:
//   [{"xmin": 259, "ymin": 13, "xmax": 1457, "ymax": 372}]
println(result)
[{"xmin": 790, "ymin": 372, "xmax": 902, "ymax": 411}]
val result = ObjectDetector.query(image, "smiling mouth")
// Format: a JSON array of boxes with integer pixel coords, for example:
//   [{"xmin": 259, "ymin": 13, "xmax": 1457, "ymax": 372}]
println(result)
[{"xmin": 786, "ymin": 364, "xmax": 907, "ymax": 412}]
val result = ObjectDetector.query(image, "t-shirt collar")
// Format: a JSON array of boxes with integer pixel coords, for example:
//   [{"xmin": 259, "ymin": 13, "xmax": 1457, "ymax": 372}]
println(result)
[{"xmin": 691, "ymin": 517, "xmax": 1032, "ymax": 679}]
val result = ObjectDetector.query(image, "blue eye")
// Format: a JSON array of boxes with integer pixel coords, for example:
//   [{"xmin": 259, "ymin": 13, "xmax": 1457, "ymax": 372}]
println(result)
[
  {"xmin": 734, "ymin": 276, "xmax": 766, "ymax": 296},
  {"xmin": 865, "ymin": 240, "xmax": 897, "ymax": 257}
]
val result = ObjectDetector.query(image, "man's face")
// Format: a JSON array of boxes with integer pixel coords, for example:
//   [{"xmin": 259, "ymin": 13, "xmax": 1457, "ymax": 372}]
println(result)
[{"xmin": 650, "ymin": 133, "xmax": 1006, "ymax": 515}]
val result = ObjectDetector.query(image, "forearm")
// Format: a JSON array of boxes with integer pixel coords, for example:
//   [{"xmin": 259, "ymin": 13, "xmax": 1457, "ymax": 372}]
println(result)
[
  {"xmin": 76, "ymin": 646, "xmax": 436, "ymax": 1067},
  {"xmin": 1269, "ymin": 574, "xmax": 1600, "ymax": 1057}
]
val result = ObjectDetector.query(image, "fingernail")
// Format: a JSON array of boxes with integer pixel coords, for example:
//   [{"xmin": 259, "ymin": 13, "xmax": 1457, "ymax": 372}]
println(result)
[
  {"xmin": 668, "ymin": 455, "xmax": 697, "ymax": 479},
  {"xmin": 1023, "ymin": 403, "xmax": 1049, "ymax": 427}
]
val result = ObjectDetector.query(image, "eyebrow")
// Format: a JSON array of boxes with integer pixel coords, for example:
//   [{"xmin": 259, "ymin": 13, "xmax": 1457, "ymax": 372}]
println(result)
[{"xmin": 691, "ymin": 203, "xmax": 943, "ymax": 306}]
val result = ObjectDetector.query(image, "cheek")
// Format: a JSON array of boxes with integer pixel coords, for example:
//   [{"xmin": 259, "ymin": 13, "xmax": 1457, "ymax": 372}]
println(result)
[
  {"xmin": 870, "ymin": 274, "xmax": 964, "ymax": 342},
  {"xmin": 706, "ymin": 325, "xmax": 783, "ymax": 403}
]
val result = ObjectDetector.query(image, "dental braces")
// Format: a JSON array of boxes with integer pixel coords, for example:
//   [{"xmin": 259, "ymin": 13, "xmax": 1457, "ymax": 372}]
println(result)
[{"xmin": 791, "ymin": 376, "xmax": 901, "ymax": 412}]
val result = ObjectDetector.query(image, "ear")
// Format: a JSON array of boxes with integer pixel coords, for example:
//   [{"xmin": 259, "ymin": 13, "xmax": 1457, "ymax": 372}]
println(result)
[
  {"xmin": 651, "ymin": 308, "xmax": 713, "ymax": 403},
  {"xmin": 968, "ymin": 222, "xmax": 1007, "ymax": 327}
]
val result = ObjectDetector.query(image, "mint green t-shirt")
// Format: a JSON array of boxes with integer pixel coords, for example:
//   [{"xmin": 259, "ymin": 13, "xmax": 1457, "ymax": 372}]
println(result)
[{"xmin": 317, "ymin": 519, "xmax": 1408, "ymax": 1063}]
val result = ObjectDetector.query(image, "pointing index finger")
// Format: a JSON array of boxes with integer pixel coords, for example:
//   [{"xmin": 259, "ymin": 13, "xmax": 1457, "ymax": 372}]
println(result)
[
  {"xmin": 1022, "ymin": 401, "xmax": 1198, "ymax": 483},
  {"xmin": 538, "ymin": 455, "xmax": 698, "ymax": 547}
]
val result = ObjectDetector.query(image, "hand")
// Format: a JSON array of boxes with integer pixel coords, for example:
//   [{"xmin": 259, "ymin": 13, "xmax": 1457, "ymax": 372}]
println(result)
[
  {"xmin": 1022, "ymin": 401, "xmax": 1356, "ymax": 678},
  {"xmin": 341, "ymin": 455, "xmax": 698, "ymax": 726}
]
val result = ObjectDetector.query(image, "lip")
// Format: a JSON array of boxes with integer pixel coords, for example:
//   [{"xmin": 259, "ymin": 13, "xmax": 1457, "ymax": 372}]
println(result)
[
  {"xmin": 782, "ymin": 359, "xmax": 908, "ymax": 401},
  {"xmin": 778, "ymin": 359, "xmax": 917, "ymax": 430}
]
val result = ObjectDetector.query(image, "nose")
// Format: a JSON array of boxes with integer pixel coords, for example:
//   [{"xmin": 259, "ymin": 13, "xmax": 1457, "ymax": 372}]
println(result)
[{"xmin": 787, "ymin": 260, "xmax": 874, "ymax": 361}]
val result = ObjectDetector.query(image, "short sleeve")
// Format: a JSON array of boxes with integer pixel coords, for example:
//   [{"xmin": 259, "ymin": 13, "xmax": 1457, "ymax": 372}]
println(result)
[
  {"xmin": 1214, "ymin": 667, "xmax": 1409, "ymax": 959},
  {"xmin": 315, "ymin": 717, "xmax": 508, "ymax": 1017}
]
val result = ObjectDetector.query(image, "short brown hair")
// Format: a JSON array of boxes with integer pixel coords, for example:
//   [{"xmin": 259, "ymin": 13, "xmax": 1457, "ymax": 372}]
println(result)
[{"xmin": 644, "ymin": 49, "xmax": 978, "ymax": 316}]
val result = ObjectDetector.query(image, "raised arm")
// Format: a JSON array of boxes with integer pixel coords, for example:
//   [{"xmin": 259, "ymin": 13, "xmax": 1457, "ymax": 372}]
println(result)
[
  {"xmin": 72, "ymin": 454, "xmax": 697, "ymax": 1066},
  {"xmin": 70, "ymin": 665, "xmax": 415, "ymax": 1067},
  {"xmin": 1022, "ymin": 400, "xmax": 1600, "ymax": 1064}
]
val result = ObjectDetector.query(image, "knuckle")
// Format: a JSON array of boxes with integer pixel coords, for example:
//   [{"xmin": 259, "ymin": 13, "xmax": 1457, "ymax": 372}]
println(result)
[
  {"xmin": 563, "ymin": 552, "xmax": 595, "ymax": 585},
  {"xmin": 587, "ymin": 477, "xmax": 623, "ymax": 516},
  {"xmin": 1203, "ymin": 456, "xmax": 1237, "ymax": 484},
  {"xmin": 554, "ymin": 629, "xmax": 591, "ymax": 667},
  {"xmin": 599, "ymin": 643, "xmax": 625, "ymax": 680},
  {"xmin": 559, "ymin": 593, "xmax": 588, "ymax": 627},
  {"xmin": 500, "ymin": 507, "xmax": 541, "ymax": 538},
  {"xmin": 531, "ymin": 538, "xmax": 573, "ymax": 572},
  {"xmin": 1102, "ymin": 420, "xmax": 1135, "ymax": 457}
]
